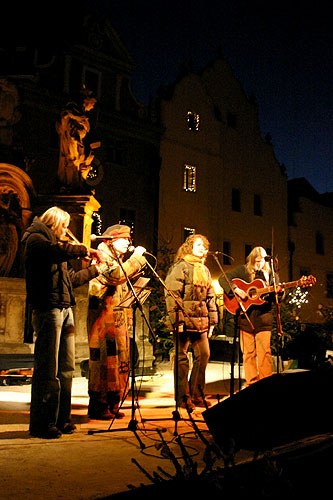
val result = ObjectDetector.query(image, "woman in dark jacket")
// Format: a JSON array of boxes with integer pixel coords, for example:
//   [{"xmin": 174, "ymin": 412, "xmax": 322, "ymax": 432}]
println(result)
[
  {"xmin": 219, "ymin": 246, "xmax": 283, "ymax": 387},
  {"xmin": 22, "ymin": 206, "xmax": 102, "ymax": 438},
  {"xmin": 165, "ymin": 234, "xmax": 218, "ymax": 410}
]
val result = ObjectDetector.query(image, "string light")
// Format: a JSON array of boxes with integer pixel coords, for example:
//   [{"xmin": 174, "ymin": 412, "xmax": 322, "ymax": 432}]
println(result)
[
  {"xmin": 288, "ymin": 287, "xmax": 309, "ymax": 309},
  {"xmin": 183, "ymin": 164, "xmax": 196, "ymax": 192},
  {"xmin": 187, "ymin": 111, "xmax": 200, "ymax": 131},
  {"xmin": 86, "ymin": 164, "xmax": 98, "ymax": 180},
  {"xmin": 92, "ymin": 212, "xmax": 102, "ymax": 235}
]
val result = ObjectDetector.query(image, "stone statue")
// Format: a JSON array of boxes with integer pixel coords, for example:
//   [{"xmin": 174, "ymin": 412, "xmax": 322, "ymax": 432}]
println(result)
[
  {"xmin": 0, "ymin": 78, "xmax": 21, "ymax": 146},
  {"xmin": 56, "ymin": 88, "xmax": 100, "ymax": 191},
  {"xmin": 0, "ymin": 190, "xmax": 23, "ymax": 277}
]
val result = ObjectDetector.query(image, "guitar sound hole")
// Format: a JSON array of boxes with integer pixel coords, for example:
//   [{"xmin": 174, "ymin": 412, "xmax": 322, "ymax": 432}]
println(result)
[{"xmin": 248, "ymin": 288, "xmax": 258, "ymax": 299}]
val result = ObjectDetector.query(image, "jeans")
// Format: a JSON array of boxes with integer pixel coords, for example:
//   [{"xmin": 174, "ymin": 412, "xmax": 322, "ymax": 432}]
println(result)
[{"xmin": 30, "ymin": 308, "xmax": 75, "ymax": 432}]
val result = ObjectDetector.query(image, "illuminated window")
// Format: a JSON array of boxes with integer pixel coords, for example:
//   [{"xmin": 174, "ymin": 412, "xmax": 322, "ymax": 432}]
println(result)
[
  {"xmin": 184, "ymin": 227, "xmax": 195, "ymax": 241},
  {"xmin": 187, "ymin": 111, "xmax": 200, "ymax": 132},
  {"xmin": 183, "ymin": 164, "xmax": 197, "ymax": 192}
]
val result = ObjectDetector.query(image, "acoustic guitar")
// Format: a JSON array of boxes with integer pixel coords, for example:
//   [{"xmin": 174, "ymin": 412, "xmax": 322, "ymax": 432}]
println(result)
[{"xmin": 223, "ymin": 275, "xmax": 316, "ymax": 315}]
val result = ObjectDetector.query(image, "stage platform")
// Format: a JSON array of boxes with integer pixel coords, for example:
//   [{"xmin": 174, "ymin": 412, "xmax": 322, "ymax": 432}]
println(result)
[{"xmin": 1, "ymin": 360, "xmax": 333, "ymax": 499}]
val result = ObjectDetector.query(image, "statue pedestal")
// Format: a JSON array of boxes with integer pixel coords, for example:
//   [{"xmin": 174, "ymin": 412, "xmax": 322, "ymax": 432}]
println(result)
[
  {"xmin": 0, "ymin": 277, "xmax": 33, "ymax": 354},
  {"xmin": 36, "ymin": 193, "xmax": 101, "ymax": 247}
]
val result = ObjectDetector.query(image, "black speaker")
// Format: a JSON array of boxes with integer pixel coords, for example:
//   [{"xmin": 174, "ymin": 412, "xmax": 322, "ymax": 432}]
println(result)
[
  {"xmin": 203, "ymin": 367, "xmax": 333, "ymax": 451},
  {"xmin": 209, "ymin": 338, "xmax": 241, "ymax": 363}
]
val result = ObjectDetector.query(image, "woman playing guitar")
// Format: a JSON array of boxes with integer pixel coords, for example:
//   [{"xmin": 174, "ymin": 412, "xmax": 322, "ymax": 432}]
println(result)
[{"xmin": 218, "ymin": 246, "xmax": 284, "ymax": 387}]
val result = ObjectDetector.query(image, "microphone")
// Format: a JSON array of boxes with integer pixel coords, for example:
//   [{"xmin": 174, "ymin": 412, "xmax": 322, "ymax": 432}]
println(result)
[
  {"xmin": 127, "ymin": 246, "xmax": 154, "ymax": 257},
  {"xmin": 206, "ymin": 251, "xmax": 234, "ymax": 261},
  {"xmin": 264, "ymin": 255, "xmax": 272, "ymax": 262}
]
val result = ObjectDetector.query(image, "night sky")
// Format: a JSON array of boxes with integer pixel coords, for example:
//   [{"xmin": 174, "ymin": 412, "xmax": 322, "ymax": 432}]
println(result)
[
  {"xmin": 106, "ymin": 0, "xmax": 332, "ymax": 194},
  {"xmin": 3, "ymin": 0, "xmax": 332, "ymax": 194}
]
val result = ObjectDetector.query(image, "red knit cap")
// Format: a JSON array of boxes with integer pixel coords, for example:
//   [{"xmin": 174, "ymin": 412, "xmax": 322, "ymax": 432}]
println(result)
[{"xmin": 102, "ymin": 224, "xmax": 131, "ymax": 240}]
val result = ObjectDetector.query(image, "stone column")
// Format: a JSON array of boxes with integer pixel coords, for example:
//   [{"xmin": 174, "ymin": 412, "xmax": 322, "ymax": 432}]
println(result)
[{"xmin": 36, "ymin": 193, "xmax": 100, "ymax": 247}]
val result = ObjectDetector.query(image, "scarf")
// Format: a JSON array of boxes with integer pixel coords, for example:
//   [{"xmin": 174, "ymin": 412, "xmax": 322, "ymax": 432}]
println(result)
[{"xmin": 183, "ymin": 254, "xmax": 210, "ymax": 287}]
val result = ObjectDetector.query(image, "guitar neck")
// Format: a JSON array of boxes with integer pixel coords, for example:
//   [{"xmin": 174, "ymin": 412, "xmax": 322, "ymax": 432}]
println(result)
[{"xmin": 261, "ymin": 280, "xmax": 301, "ymax": 296}]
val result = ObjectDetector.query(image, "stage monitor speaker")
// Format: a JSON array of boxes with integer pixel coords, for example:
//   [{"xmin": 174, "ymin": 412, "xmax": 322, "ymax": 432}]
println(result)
[{"xmin": 203, "ymin": 367, "xmax": 333, "ymax": 451}]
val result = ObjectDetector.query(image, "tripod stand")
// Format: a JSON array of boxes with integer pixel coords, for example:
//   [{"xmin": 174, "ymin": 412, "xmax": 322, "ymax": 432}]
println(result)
[{"xmin": 88, "ymin": 252, "xmax": 160, "ymax": 449}]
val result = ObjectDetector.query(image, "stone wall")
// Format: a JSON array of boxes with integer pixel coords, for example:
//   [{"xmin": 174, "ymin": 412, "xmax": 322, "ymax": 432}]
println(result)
[
  {"xmin": 0, "ymin": 277, "xmax": 91, "ymax": 359},
  {"xmin": 0, "ymin": 277, "xmax": 155, "ymax": 375},
  {"xmin": 0, "ymin": 277, "xmax": 32, "ymax": 354}
]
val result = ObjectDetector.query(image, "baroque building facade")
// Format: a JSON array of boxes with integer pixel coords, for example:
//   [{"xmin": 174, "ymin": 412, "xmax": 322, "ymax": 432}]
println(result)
[
  {"xmin": 157, "ymin": 57, "xmax": 332, "ymax": 325},
  {"xmin": 0, "ymin": 14, "xmax": 162, "ymax": 361},
  {"xmin": 157, "ymin": 58, "xmax": 289, "ymax": 281},
  {"xmin": 288, "ymin": 178, "xmax": 333, "ymax": 323},
  {"xmin": 0, "ymin": 15, "xmax": 331, "ymax": 360}
]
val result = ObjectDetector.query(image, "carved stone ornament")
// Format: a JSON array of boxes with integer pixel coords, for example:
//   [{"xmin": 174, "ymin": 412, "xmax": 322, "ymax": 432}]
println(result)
[
  {"xmin": 0, "ymin": 164, "xmax": 36, "ymax": 277},
  {"xmin": 0, "ymin": 79, "xmax": 21, "ymax": 146}
]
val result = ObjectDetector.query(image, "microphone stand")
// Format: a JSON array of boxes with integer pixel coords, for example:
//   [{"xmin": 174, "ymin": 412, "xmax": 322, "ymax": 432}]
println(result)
[
  {"xmin": 88, "ymin": 245, "xmax": 160, "ymax": 449},
  {"xmin": 209, "ymin": 254, "xmax": 254, "ymax": 396},
  {"xmin": 141, "ymin": 257, "xmax": 204, "ymax": 436}
]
